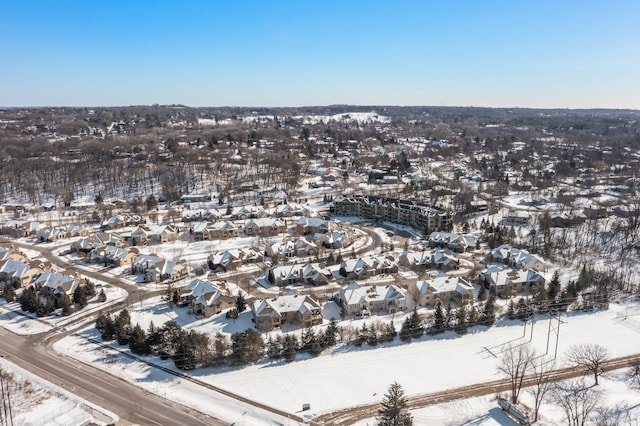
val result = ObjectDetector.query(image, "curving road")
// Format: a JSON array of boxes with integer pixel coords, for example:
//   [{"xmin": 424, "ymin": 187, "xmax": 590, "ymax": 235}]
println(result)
[
  {"xmin": 0, "ymin": 327, "xmax": 224, "ymax": 426},
  {"xmin": 1, "ymin": 239, "xmax": 227, "ymax": 425}
]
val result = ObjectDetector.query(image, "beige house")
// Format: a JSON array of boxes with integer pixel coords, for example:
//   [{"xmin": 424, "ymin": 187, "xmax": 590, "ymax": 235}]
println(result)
[
  {"xmin": 0, "ymin": 259, "xmax": 43, "ymax": 288},
  {"xmin": 179, "ymin": 279, "xmax": 235, "ymax": 317},
  {"xmin": 409, "ymin": 274, "xmax": 474, "ymax": 308},
  {"xmin": 244, "ymin": 218, "xmax": 287, "ymax": 236},
  {"xmin": 252, "ymin": 294, "xmax": 323, "ymax": 332},
  {"xmin": 479, "ymin": 265, "xmax": 546, "ymax": 298}
]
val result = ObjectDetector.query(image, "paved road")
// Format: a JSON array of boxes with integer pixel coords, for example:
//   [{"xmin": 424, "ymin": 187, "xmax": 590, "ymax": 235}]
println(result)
[
  {"xmin": 0, "ymin": 327, "xmax": 224, "ymax": 426},
  {"xmin": 1, "ymin": 239, "xmax": 228, "ymax": 425}
]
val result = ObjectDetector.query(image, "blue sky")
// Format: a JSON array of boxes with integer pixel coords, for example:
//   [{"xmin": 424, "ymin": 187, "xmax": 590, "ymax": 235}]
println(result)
[{"xmin": 2, "ymin": 1, "xmax": 639, "ymax": 108}]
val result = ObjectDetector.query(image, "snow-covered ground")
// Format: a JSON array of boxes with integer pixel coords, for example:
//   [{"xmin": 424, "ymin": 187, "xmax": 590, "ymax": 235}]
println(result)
[
  {"xmin": 0, "ymin": 357, "xmax": 117, "ymax": 426},
  {"xmin": 50, "ymin": 301, "xmax": 640, "ymax": 425}
]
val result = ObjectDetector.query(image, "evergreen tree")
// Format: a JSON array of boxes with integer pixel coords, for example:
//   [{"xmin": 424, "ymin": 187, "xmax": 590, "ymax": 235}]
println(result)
[
  {"xmin": 355, "ymin": 322, "xmax": 368, "ymax": 346},
  {"xmin": 430, "ymin": 300, "xmax": 446, "ymax": 334},
  {"xmin": 382, "ymin": 321, "xmax": 397, "ymax": 342},
  {"xmin": 84, "ymin": 280, "xmax": 96, "ymax": 298},
  {"xmin": 2, "ymin": 285, "xmax": 16, "ymax": 302},
  {"xmin": 455, "ymin": 303, "xmax": 468, "ymax": 334},
  {"xmin": 468, "ymin": 304, "xmax": 480, "ymax": 327},
  {"xmin": 173, "ymin": 330, "xmax": 197, "ymax": 370},
  {"xmin": 322, "ymin": 319, "xmax": 338, "ymax": 347},
  {"xmin": 61, "ymin": 296, "xmax": 73, "ymax": 316},
  {"xmin": 97, "ymin": 288, "xmax": 107, "ymax": 302},
  {"xmin": 377, "ymin": 382, "xmax": 413, "ymax": 426},
  {"xmin": 481, "ymin": 295, "xmax": 497, "ymax": 326},
  {"xmin": 548, "ymin": 270, "xmax": 561, "ymax": 301},
  {"xmin": 95, "ymin": 311, "xmax": 107, "ymax": 333},
  {"xmin": 101, "ymin": 315, "xmax": 116, "ymax": 340},
  {"xmin": 212, "ymin": 332, "xmax": 229, "ymax": 366},
  {"xmin": 506, "ymin": 299, "xmax": 517, "ymax": 320},
  {"xmin": 73, "ymin": 285, "xmax": 88, "ymax": 309},
  {"xmin": 266, "ymin": 335, "xmax": 283, "ymax": 359},
  {"xmin": 515, "ymin": 297, "xmax": 532, "ymax": 321},
  {"xmin": 400, "ymin": 309, "xmax": 423, "ymax": 341},
  {"xmin": 283, "ymin": 334, "xmax": 297, "ymax": 363},
  {"xmin": 129, "ymin": 323, "xmax": 150, "ymax": 355},
  {"xmin": 445, "ymin": 303, "xmax": 453, "ymax": 329},
  {"xmin": 533, "ymin": 287, "xmax": 550, "ymax": 314},
  {"xmin": 235, "ymin": 293, "xmax": 247, "ymax": 313}
]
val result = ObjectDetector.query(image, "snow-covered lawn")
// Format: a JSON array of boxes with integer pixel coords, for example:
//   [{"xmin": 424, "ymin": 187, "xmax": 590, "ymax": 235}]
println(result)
[
  {"xmin": 0, "ymin": 283, "xmax": 127, "ymax": 335},
  {"xmin": 51, "ymin": 301, "xmax": 640, "ymax": 425},
  {"xmin": 356, "ymin": 372, "xmax": 640, "ymax": 425}
]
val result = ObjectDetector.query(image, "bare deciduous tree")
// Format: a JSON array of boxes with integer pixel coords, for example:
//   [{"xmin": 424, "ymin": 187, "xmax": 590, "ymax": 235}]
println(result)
[
  {"xmin": 551, "ymin": 379, "xmax": 602, "ymax": 426},
  {"xmin": 498, "ymin": 343, "xmax": 535, "ymax": 404},
  {"xmin": 526, "ymin": 358, "xmax": 555, "ymax": 422},
  {"xmin": 627, "ymin": 358, "xmax": 640, "ymax": 391},
  {"xmin": 566, "ymin": 344, "xmax": 609, "ymax": 385}
]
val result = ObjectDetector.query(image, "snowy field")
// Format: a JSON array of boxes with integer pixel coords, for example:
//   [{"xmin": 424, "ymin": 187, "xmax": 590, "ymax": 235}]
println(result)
[
  {"xmin": 0, "ymin": 357, "xmax": 117, "ymax": 426},
  {"xmin": 51, "ymin": 301, "xmax": 640, "ymax": 425}
]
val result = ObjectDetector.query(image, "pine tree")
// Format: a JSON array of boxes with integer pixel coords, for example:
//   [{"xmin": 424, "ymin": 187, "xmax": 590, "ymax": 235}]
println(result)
[
  {"xmin": 468, "ymin": 304, "xmax": 479, "ymax": 326},
  {"xmin": 73, "ymin": 285, "xmax": 88, "ymax": 308},
  {"xmin": 101, "ymin": 315, "xmax": 116, "ymax": 340},
  {"xmin": 322, "ymin": 319, "xmax": 338, "ymax": 348},
  {"xmin": 61, "ymin": 296, "xmax": 73, "ymax": 316},
  {"xmin": 212, "ymin": 332, "xmax": 229, "ymax": 366},
  {"xmin": 430, "ymin": 300, "xmax": 446, "ymax": 334},
  {"xmin": 283, "ymin": 334, "xmax": 297, "ymax": 363},
  {"xmin": 548, "ymin": 270, "xmax": 561, "ymax": 301},
  {"xmin": 506, "ymin": 299, "xmax": 517, "ymax": 320},
  {"xmin": 455, "ymin": 303, "xmax": 468, "ymax": 334},
  {"xmin": 377, "ymin": 382, "xmax": 413, "ymax": 426},
  {"xmin": 2, "ymin": 285, "xmax": 16, "ymax": 302},
  {"xmin": 235, "ymin": 293, "xmax": 247, "ymax": 313},
  {"xmin": 400, "ymin": 309, "xmax": 423, "ymax": 341},
  {"xmin": 129, "ymin": 323, "xmax": 150, "ymax": 355},
  {"xmin": 97, "ymin": 288, "xmax": 107, "ymax": 302},
  {"xmin": 482, "ymin": 295, "xmax": 497, "ymax": 326},
  {"xmin": 267, "ymin": 335, "xmax": 283, "ymax": 359}
]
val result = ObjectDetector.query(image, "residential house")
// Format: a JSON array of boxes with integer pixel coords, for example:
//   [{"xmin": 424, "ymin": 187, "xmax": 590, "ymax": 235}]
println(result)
[
  {"xmin": 489, "ymin": 244, "xmax": 546, "ymax": 271},
  {"xmin": 296, "ymin": 217, "xmax": 333, "ymax": 235},
  {"xmin": 428, "ymin": 232, "xmax": 478, "ymax": 253},
  {"xmin": 252, "ymin": 294, "xmax": 323, "ymax": 332},
  {"xmin": 231, "ymin": 205, "xmax": 266, "ymax": 220},
  {"xmin": 0, "ymin": 259, "xmax": 43, "ymax": 288},
  {"xmin": 36, "ymin": 226, "xmax": 68, "ymax": 242},
  {"xmin": 130, "ymin": 225, "xmax": 178, "ymax": 245},
  {"xmin": 243, "ymin": 218, "xmax": 287, "ymax": 237},
  {"xmin": 409, "ymin": 274, "xmax": 475, "ymax": 308},
  {"xmin": 337, "ymin": 282, "xmax": 407, "ymax": 316},
  {"xmin": 208, "ymin": 221, "xmax": 238, "ymax": 239},
  {"xmin": 90, "ymin": 245, "xmax": 138, "ymax": 267},
  {"xmin": 178, "ymin": 279, "xmax": 235, "ymax": 317},
  {"xmin": 267, "ymin": 263, "xmax": 330, "ymax": 286},
  {"xmin": 266, "ymin": 237, "xmax": 318, "ymax": 259},
  {"xmin": 314, "ymin": 226, "xmax": 356, "ymax": 249},
  {"xmin": 208, "ymin": 248, "xmax": 263, "ymax": 272},
  {"xmin": 479, "ymin": 265, "xmax": 546, "ymax": 298},
  {"xmin": 0, "ymin": 247, "xmax": 28, "ymax": 263},
  {"xmin": 339, "ymin": 255, "xmax": 398, "ymax": 280},
  {"xmin": 32, "ymin": 271, "xmax": 80, "ymax": 300},
  {"xmin": 132, "ymin": 255, "xmax": 189, "ymax": 283}
]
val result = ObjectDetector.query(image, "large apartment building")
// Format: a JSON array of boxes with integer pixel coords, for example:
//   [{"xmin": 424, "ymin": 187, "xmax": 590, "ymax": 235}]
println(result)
[{"xmin": 332, "ymin": 195, "xmax": 452, "ymax": 234}]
